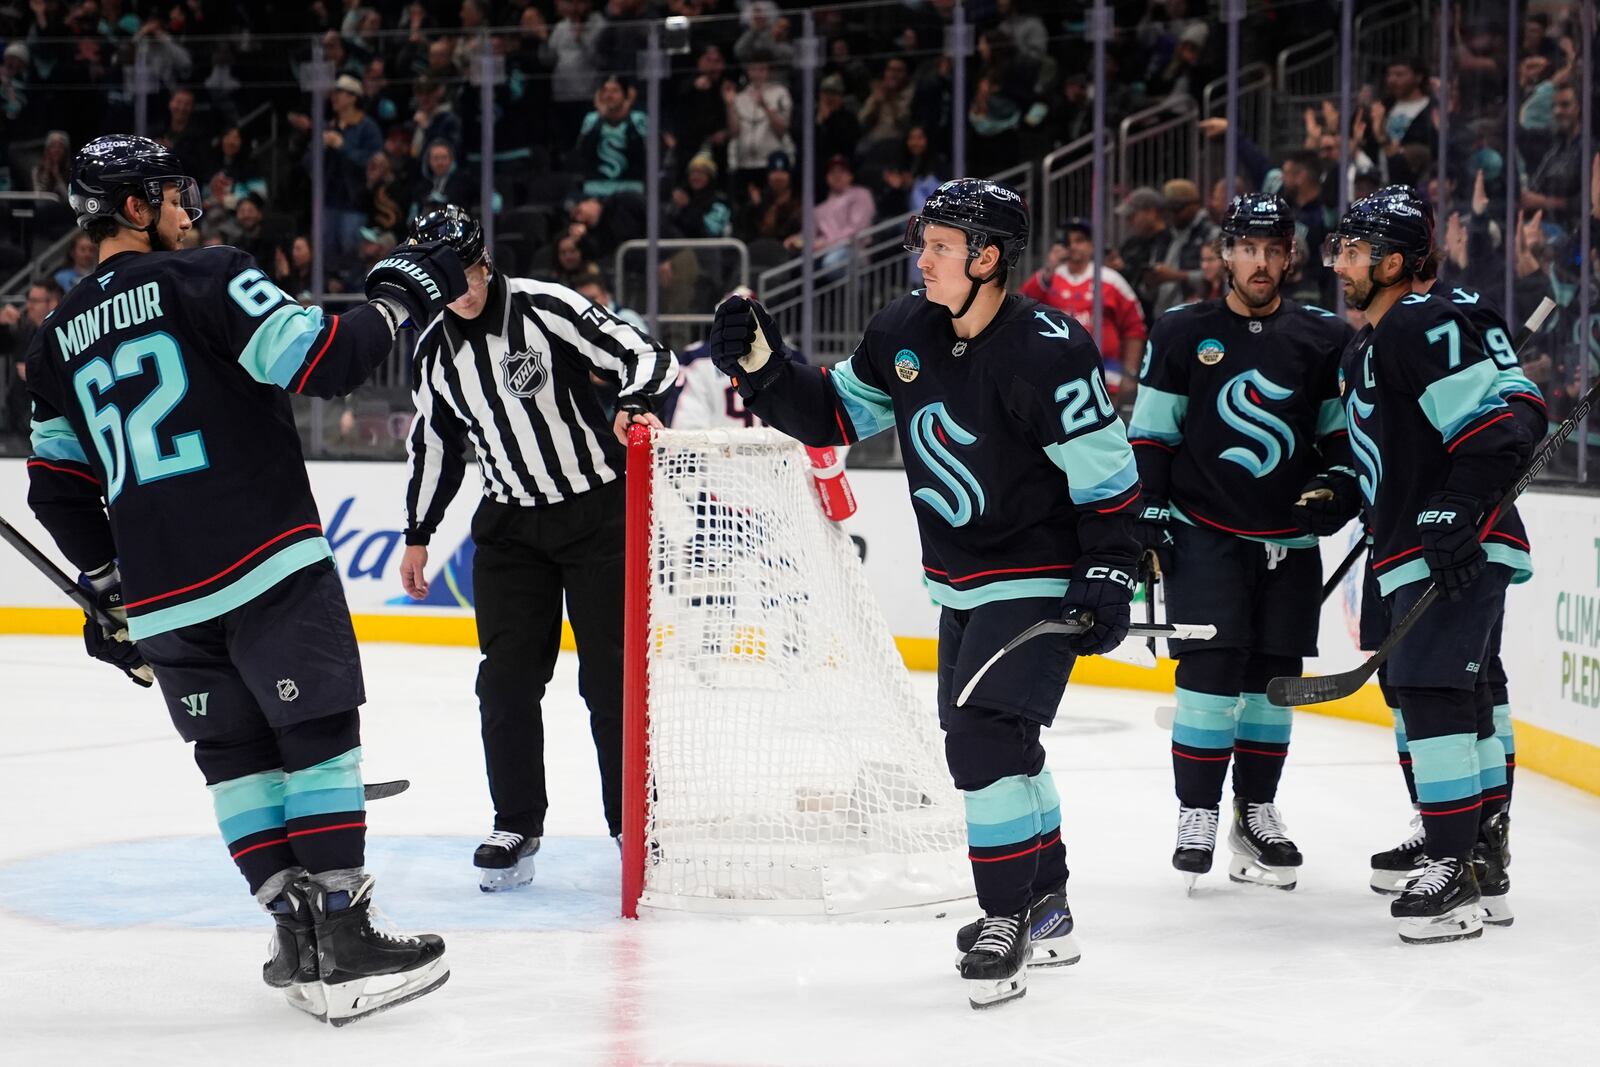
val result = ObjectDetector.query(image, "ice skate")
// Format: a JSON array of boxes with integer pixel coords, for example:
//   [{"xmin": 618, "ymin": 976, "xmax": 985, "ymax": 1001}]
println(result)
[
  {"xmin": 263, "ymin": 881, "xmax": 326, "ymax": 1021},
  {"xmin": 1473, "ymin": 812, "xmax": 1514, "ymax": 927},
  {"xmin": 474, "ymin": 830, "xmax": 540, "ymax": 892},
  {"xmin": 1369, "ymin": 812, "xmax": 1427, "ymax": 894},
  {"xmin": 1227, "ymin": 799, "xmax": 1302, "ymax": 890},
  {"xmin": 1391, "ymin": 857, "xmax": 1483, "ymax": 944},
  {"xmin": 954, "ymin": 884, "xmax": 1080, "ymax": 969},
  {"xmin": 1172, "ymin": 806, "xmax": 1219, "ymax": 894},
  {"xmin": 956, "ymin": 910, "xmax": 1031, "ymax": 1010},
  {"xmin": 303, "ymin": 876, "xmax": 449, "ymax": 1026}
]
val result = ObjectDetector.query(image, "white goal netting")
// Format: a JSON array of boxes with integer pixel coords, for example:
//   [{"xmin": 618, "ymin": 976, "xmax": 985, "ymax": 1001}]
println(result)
[{"xmin": 637, "ymin": 428, "xmax": 969, "ymax": 915}]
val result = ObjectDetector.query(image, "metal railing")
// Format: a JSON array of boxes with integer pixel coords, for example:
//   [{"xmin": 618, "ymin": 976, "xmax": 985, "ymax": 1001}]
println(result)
[
  {"xmin": 1355, "ymin": 0, "xmax": 1423, "ymax": 90},
  {"xmin": 612, "ymin": 238, "xmax": 750, "ymax": 354},
  {"xmin": 0, "ymin": 193, "xmax": 72, "ymax": 300},
  {"xmin": 1117, "ymin": 98, "xmax": 1200, "ymax": 239},
  {"xmin": 1038, "ymin": 134, "xmax": 1097, "ymax": 265},
  {"xmin": 1199, "ymin": 62, "xmax": 1272, "ymax": 203},
  {"xmin": 1274, "ymin": 30, "xmax": 1338, "ymax": 152}
]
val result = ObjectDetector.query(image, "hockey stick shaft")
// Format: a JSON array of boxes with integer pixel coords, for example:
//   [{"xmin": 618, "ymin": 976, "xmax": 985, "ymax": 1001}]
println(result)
[
  {"xmin": 956, "ymin": 618, "xmax": 1217, "ymax": 707},
  {"xmin": 0, "ymin": 513, "xmax": 114, "ymax": 630},
  {"xmin": 1320, "ymin": 538, "xmax": 1366, "ymax": 602},
  {"xmin": 1269, "ymin": 297, "xmax": 1565, "ymax": 707}
]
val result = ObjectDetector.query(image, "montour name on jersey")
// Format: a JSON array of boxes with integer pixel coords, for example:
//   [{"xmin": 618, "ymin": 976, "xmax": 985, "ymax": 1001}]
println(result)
[{"xmin": 53, "ymin": 282, "xmax": 166, "ymax": 361}]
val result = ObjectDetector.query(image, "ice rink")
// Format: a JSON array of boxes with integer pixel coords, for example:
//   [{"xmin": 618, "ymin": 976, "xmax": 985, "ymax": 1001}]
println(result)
[{"xmin": 2, "ymin": 634, "xmax": 1597, "ymax": 1065}]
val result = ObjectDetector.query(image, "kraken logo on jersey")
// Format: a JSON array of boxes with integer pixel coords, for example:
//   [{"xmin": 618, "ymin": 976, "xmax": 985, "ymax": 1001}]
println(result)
[
  {"xmin": 1216, "ymin": 370, "xmax": 1296, "ymax": 478},
  {"xmin": 1346, "ymin": 394, "xmax": 1383, "ymax": 504},
  {"xmin": 502, "ymin": 344, "xmax": 548, "ymax": 398},
  {"xmin": 908, "ymin": 403, "xmax": 985, "ymax": 527}
]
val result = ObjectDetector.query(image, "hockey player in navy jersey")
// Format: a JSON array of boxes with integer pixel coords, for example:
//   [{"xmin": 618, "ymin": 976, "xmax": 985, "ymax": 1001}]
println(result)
[
  {"xmin": 708, "ymin": 179, "xmax": 1141, "ymax": 1009},
  {"xmin": 1361, "ymin": 246, "xmax": 1544, "ymax": 922},
  {"xmin": 1128, "ymin": 194, "xmax": 1354, "ymax": 892},
  {"xmin": 22, "ymin": 135, "xmax": 467, "ymax": 1022},
  {"xmin": 1328, "ymin": 185, "xmax": 1534, "ymax": 944}
]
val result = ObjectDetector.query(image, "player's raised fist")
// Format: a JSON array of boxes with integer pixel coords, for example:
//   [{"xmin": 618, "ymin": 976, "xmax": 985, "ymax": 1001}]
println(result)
[
  {"xmin": 709, "ymin": 293, "xmax": 787, "ymax": 399},
  {"xmin": 365, "ymin": 240, "xmax": 469, "ymax": 326}
]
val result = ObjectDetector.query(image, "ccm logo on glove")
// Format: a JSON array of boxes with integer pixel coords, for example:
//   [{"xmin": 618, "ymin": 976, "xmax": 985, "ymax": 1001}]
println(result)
[{"xmin": 1084, "ymin": 565, "xmax": 1135, "ymax": 589}]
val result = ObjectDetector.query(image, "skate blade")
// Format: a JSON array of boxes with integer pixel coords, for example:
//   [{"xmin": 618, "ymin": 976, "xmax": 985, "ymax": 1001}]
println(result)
[
  {"xmin": 479, "ymin": 855, "xmax": 537, "ymax": 893},
  {"xmin": 1396, "ymin": 905, "xmax": 1484, "ymax": 945},
  {"xmin": 282, "ymin": 981, "xmax": 328, "ymax": 1021},
  {"xmin": 965, "ymin": 975, "xmax": 1027, "ymax": 1010},
  {"xmin": 1228, "ymin": 853, "xmax": 1297, "ymax": 891},
  {"xmin": 1028, "ymin": 932, "xmax": 1082, "ymax": 968},
  {"xmin": 1181, "ymin": 873, "xmax": 1200, "ymax": 896},
  {"xmin": 325, "ymin": 956, "xmax": 451, "ymax": 1027},
  {"xmin": 1369, "ymin": 867, "xmax": 1420, "ymax": 894},
  {"xmin": 1478, "ymin": 894, "xmax": 1515, "ymax": 927}
]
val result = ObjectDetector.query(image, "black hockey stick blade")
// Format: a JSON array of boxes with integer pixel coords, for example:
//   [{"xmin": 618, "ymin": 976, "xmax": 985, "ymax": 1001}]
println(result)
[
  {"xmin": 364, "ymin": 779, "xmax": 410, "ymax": 801},
  {"xmin": 956, "ymin": 618, "xmax": 1218, "ymax": 707},
  {"xmin": 1270, "ymin": 297, "xmax": 1572, "ymax": 708}
]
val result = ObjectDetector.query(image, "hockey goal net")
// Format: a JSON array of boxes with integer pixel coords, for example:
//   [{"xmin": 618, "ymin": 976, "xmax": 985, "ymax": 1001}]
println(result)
[{"xmin": 621, "ymin": 427, "xmax": 969, "ymax": 917}]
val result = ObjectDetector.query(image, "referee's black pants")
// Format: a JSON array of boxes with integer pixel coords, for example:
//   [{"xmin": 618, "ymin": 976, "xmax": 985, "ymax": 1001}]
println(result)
[{"xmin": 472, "ymin": 478, "xmax": 626, "ymax": 838}]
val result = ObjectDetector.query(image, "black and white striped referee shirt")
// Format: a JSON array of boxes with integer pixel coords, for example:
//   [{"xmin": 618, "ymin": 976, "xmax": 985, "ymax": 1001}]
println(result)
[{"xmin": 403, "ymin": 271, "xmax": 677, "ymax": 544}]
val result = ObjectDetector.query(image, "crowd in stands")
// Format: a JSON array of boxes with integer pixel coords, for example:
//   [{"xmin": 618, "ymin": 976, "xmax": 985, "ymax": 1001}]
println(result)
[{"xmin": 0, "ymin": 1, "xmax": 1595, "ymax": 463}]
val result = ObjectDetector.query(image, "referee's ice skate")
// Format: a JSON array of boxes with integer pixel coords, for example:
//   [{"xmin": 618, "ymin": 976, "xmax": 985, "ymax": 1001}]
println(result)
[
  {"xmin": 954, "ymin": 884, "xmax": 1081, "ymax": 970},
  {"xmin": 474, "ymin": 831, "xmax": 540, "ymax": 892},
  {"xmin": 1227, "ymin": 800, "xmax": 1302, "ymax": 890}
]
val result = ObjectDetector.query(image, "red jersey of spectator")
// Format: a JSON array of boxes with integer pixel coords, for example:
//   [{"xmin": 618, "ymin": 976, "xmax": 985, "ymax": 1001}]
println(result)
[{"xmin": 1021, "ymin": 265, "xmax": 1147, "ymax": 393}]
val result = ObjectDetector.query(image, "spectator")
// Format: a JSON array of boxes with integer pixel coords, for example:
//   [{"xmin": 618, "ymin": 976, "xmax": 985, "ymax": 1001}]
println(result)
[
  {"xmin": 672, "ymin": 44, "xmax": 733, "ymax": 181},
  {"xmin": 313, "ymin": 27, "xmax": 362, "ymax": 79},
  {"xmin": 2, "ymin": 42, "xmax": 31, "ymax": 136},
  {"xmin": 725, "ymin": 54, "xmax": 793, "ymax": 195},
  {"xmin": 0, "ymin": 278, "xmax": 62, "ymax": 441},
  {"xmin": 572, "ymin": 270, "xmax": 648, "ymax": 333},
  {"xmin": 1146, "ymin": 179, "xmax": 1219, "ymax": 312},
  {"xmin": 360, "ymin": 150, "xmax": 407, "ymax": 235},
  {"xmin": 568, "ymin": 191, "xmax": 646, "ymax": 265},
  {"xmin": 992, "ymin": 0, "xmax": 1049, "ymax": 65},
  {"xmin": 206, "ymin": 126, "xmax": 267, "ymax": 212},
  {"xmin": 967, "ymin": 75, "xmax": 1023, "ymax": 173},
  {"xmin": 1048, "ymin": 73, "xmax": 1092, "ymax": 146},
  {"xmin": 231, "ymin": 194, "xmax": 274, "ymax": 265},
  {"xmin": 857, "ymin": 56, "xmax": 913, "ymax": 151},
  {"xmin": 596, "ymin": 0, "xmax": 654, "ymax": 80},
  {"xmin": 335, "ymin": 226, "xmax": 398, "ymax": 293},
  {"xmin": 821, "ymin": 36, "xmax": 871, "ymax": 108},
  {"xmin": 539, "ymin": 231, "xmax": 601, "ymax": 287},
  {"xmin": 790, "ymin": 155, "xmax": 874, "ymax": 255},
  {"xmin": 412, "ymin": 139, "xmax": 477, "ymax": 220},
  {"xmin": 574, "ymin": 75, "xmax": 649, "ymax": 198},
  {"xmin": 1019, "ymin": 219, "xmax": 1147, "ymax": 408},
  {"xmin": 670, "ymin": 154, "xmax": 733, "ymax": 238},
  {"xmin": 814, "ymin": 74, "xmax": 861, "ymax": 189},
  {"xmin": 543, "ymin": 0, "xmax": 607, "ymax": 160},
  {"xmin": 272, "ymin": 234, "xmax": 316, "ymax": 299},
  {"xmin": 362, "ymin": 58, "xmax": 405, "ymax": 128},
  {"xmin": 737, "ymin": 150, "xmax": 802, "ymax": 255},
  {"xmin": 410, "ymin": 75, "xmax": 463, "ymax": 160},
  {"xmin": 53, "ymin": 233, "xmax": 97, "ymax": 293},
  {"xmin": 1277, "ymin": 149, "xmax": 1335, "ymax": 305},
  {"xmin": 1114, "ymin": 186, "xmax": 1170, "ymax": 319},
  {"xmin": 289, "ymin": 73, "xmax": 383, "ymax": 256},
  {"xmin": 422, "ymin": 37, "xmax": 459, "ymax": 84},
  {"xmin": 875, "ymin": 124, "xmax": 945, "ymax": 218},
  {"xmin": 734, "ymin": 2, "xmax": 795, "ymax": 73},
  {"xmin": 344, "ymin": 7, "xmax": 385, "ymax": 68},
  {"xmin": 383, "ymin": 121, "xmax": 415, "ymax": 176},
  {"xmin": 1370, "ymin": 57, "xmax": 1438, "ymax": 187},
  {"xmin": 1523, "ymin": 85, "xmax": 1585, "ymax": 227},
  {"xmin": 158, "ymin": 86, "xmax": 214, "ymax": 177},
  {"xmin": 30, "ymin": 129, "xmax": 69, "ymax": 201},
  {"xmin": 1194, "ymin": 240, "xmax": 1226, "ymax": 301},
  {"xmin": 1146, "ymin": 22, "xmax": 1211, "ymax": 108}
]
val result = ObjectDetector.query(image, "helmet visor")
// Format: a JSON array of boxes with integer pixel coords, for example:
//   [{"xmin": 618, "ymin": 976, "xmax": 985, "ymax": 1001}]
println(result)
[
  {"xmin": 903, "ymin": 216, "xmax": 986, "ymax": 260},
  {"xmin": 1222, "ymin": 234, "xmax": 1293, "ymax": 266},
  {"xmin": 147, "ymin": 175, "xmax": 203, "ymax": 223},
  {"xmin": 1321, "ymin": 232, "xmax": 1380, "ymax": 269}
]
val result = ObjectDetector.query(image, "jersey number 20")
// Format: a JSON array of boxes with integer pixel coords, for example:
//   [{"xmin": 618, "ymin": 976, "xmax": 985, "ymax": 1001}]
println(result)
[{"xmin": 72, "ymin": 332, "xmax": 207, "ymax": 502}]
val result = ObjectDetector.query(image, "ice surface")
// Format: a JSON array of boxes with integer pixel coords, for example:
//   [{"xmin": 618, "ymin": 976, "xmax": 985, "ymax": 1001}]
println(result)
[{"xmin": 2, "ymin": 636, "xmax": 1596, "ymax": 1065}]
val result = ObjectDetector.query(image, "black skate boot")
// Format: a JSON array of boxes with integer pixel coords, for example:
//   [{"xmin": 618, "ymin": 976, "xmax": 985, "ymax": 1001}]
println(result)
[
  {"xmin": 304, "ymin": 876, "xmax": 450, "ymax": 1026},
  {"xmin": 1172, "ymin": 806, "xmax": 1219, "ymax": 894},
  {"xmin": 1227, "ymin": 799, "xmax": 1302, "ymax": 890},
  {"xmin": 263, "ymin": 881, "xmax": 325, "ymax": 1021},
  {"xmin": 1370, "ymin": 812, "xmax": 1427, "ymax": 894},
  {"xmin": 1472, "ymin": 812, "xmax": 1513, "ymax": 927},
  {"xmin": 954, "ymin": 883, "xmax": 1081, "ymax": 969},
  {"xmin": 474, "ymin": 830, "xmax": 540, "ymax": 892},
  {"xmin": 957, "ymin": 909, "xmax": 1032, "ymax": 1010},
  {"xmin": 1391, "ymin": 857, "xmax": 1483, "ymax": 944}
]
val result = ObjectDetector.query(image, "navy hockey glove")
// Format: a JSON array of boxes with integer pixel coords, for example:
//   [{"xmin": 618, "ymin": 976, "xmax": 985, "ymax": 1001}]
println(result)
[
  {"xmin": 1059, "ymin": 558, "xmax": 1137, "ymax": 656},
  {"xmin": 364, "ymin": 240, "xmax": 468, "ymax": 327},
  {"xmin": 709, "ymin": 295, "xmax": 788, "ymax": 399},
  {"xmin": 1292, "ymin": 467, "xmax": 1363, "ymax": 536},
  {"xmin": 1416, "ymin": 491, "xmax": 1485, "ymax": 600},
  {"xmin": 78, "ymin": 566, "xmax": 153, "ymax": 688},
  {"xmin": 1134, "ymin": 500, "xmax": 1174, "ymax": 579}
]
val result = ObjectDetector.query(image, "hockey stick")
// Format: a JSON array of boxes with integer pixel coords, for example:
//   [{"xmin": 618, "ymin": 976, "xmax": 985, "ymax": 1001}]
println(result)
[
  {"xmin": 955, "ymin": 619, "xmax": 1218, "ymax": 707},
  {"xmin": 1267, "ymin": 297, "xmax": 1563, "ymax": 707},
  {"xmin": 364, "ymin": 779, "xmax": 410, "ymax": 801},
  {"xmin": 1320, "ymin": 538, "xmax": 1366, "ymax": 602},
  {"xmin": 0, "ymin": 512, "xmax": 156, "ymax": 685}
]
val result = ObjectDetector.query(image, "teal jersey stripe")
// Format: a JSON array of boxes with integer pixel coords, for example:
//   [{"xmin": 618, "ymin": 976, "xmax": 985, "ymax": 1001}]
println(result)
[
  {"xmin": 1128, "ymin": 385, "xmax": 1187, "ymax": 445},
  {"xmin": 923, "ymin": 575, "xmax": 1069, "ymax": 608},
  {"xmin": 1376, "ymin": 551, "xmax": 1531, "ymax": 596},
  {"xmin": 239, "ymin": 303, "xmax": 327, "ymax": 389},
  {"xmin": 208, "ymin": 768, "xmax": 285, "ymax": 821},
  {"xmin": 828, "ymin": 357, "xmax": 896, "ymax": 441},
  {"xmin": 127, "ymin": 537, "xmax": 335, "ymax": 639},
  {"xmin": 1044, "ymin": 420, "xmax": 1139, "ymax": 505},
  {"xmin": 1493, "ymin": 365, "xmax": 1541, "ymax": 402},
  {"xmin": 1407, "ymin": 733, "xmax": 1477, "ymax": 785},
  {"xmin": 1418, "ymin": 361, "xmax": 1503, "ymax": 442},
  {"xmin": 1315, "ymin": 397, "xmax": 1346, "ymax": 439},
  {"xmin": 285, "ymin": 786, "xmax": 367, "ymax": 821},
  {"xmin": 1169, "ymin": 502, "xmax": 1317, "ymax": 549},
  {"xmin": 219, "ymin": 805, "xmax": 287, "ymax": 842},
  {"xmin": 30, "ymin": 416, "xmax": 89, "ymax": 464}
]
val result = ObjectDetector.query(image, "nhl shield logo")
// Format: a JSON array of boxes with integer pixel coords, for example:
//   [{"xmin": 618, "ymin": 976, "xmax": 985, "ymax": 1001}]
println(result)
[
  {"xmin": 1197, "ymin": 338, "xmax": 1226, "ymax": 365},
  {"xmin": 276, "ymin": 679, "xmax": 300, "ymax": 703},
  {"xmin": 502, "ymin": 345, "xmax": 548, "ymax": 398}
]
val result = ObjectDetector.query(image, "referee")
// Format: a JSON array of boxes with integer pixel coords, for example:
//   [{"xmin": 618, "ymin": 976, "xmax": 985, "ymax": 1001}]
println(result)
[{"xmin": 396, "ymin": 205, "xmax": 677, "ymax": 891}]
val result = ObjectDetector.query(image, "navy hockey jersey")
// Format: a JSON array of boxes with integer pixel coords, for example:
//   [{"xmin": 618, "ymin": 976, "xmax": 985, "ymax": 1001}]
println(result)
[
  {"xmin": 1426, "ymin": 283, "xmax": 1547, "ymax": 442},
  {"xmin": 1128, "ymin": 299, "xmax": 1354, "ymax": 546},
  {"xmin": 746, "ymin": 292, "xmax": 1140, "ymax": 608},
  {"xmin": 1339, "ymin": 291, "xmax": 1533, "ymax": 596},
  {"xmin": 26, "ymin": 245, "xmax": 394, "ymax": 639}
]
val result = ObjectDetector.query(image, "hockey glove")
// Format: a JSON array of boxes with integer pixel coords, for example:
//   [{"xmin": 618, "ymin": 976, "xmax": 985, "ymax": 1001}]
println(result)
[
  {"xmin": 364, "ymin": 240, "xmax": 468, "ymax": 327},
  {"xmin": 1416, "ymin": 491, "xmax": 1485, "ymax": 600},
  {"xmin": 79, "ymin": 565, "xmax": 153, "ymax": 688},
  {"xmin": 709, "ymin": 294, "xmax": 788, "ymax": 399},
  {"xmin": 1059, "ymin": 558, "xmax": 1137, "ymax": 656},
  {"xmin": 1292, "ymin": 467, "xmax": 1363, "ymax": 536},
  {"xmin": 1134, "ymin": 500, "xmax": 1174, "ymax": 579}
]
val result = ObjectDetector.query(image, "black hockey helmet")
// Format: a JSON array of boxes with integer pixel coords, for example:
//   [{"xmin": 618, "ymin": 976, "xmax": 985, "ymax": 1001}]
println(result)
[
  {"xmin": 1322, "ymin": 184, "xmax": 1434, "ymax": 276},
  {"xmin": 1220, "ymin": 193, "xmax": 1295, "ymax": 246},
  {"xmin": 70, "ymin": 134, "xmax": 202, "ymax": 230},
  {"xmin": 905, "ymin": 178, "xmax": 1030, "ymax": 273},
  {"xmin": 410, "ymin": 203, "xmax": 486, "ymax": 267}
]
